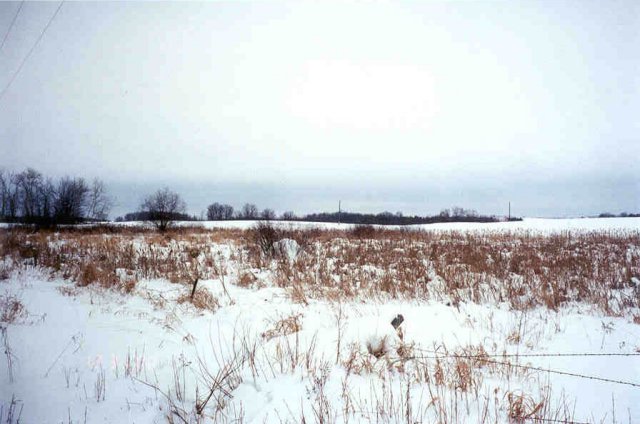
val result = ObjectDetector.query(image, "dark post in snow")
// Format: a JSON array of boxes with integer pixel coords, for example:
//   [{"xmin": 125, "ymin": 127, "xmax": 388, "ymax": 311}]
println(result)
[{"xmin": 391, "ymin": 314, "xmax": 404, "ymax": 329}]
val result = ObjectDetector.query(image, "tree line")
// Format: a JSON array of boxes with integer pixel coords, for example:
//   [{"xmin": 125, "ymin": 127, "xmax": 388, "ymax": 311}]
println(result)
[
  {"xmin": 598, "ymin": 212, "xmax": 640, "ymax": 218},
  {"xmin": 116, "ymin": 201, "xmax": 283, "ymax": 224},
  {"xmin": 2, "ymin": 167, "xmax": 525, "ymax": 230},
  {"xmin": 202, "ymin": 203, "xmax": 504, "ymax": 225},
  {"xmin": 114, "ymin": 194, "xmax": 510, "ymax": 229},
  {"xmin": 200, "ymin": 203, "xmax": 507, "ymax": 225},
  {"xmin": 0, "ymin": 168, "xmax": 112, "ymax": 225},
  {"xmin": 301, "ymin": 209, "xmax": 504, "ymax": 226}
]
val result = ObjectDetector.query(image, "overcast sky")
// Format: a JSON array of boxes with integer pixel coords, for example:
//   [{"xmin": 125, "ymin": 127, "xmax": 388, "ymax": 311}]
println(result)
[{"xmin": 1, "ymin": 1, "xmax": 638, "ymax": 218}]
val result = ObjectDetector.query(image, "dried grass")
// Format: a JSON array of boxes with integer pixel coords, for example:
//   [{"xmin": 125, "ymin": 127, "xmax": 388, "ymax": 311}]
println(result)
[
  {"xmin": 1, "ymin": 226, "xmax": 638, "ymax": 316},
  {"xmin": 177, "ymin": 288, "xmax": 219, "ymax": 311},
  {"xmin": 507, "ymin": 391, "xmax": 545, "ymax": 420},
  {"xmin": 0, "ymin": 293, "xmax": 26, "ymax": 323},
  {"xmin": 261, "ymin": 313, "xmax": 303, "ymax": 341},
  {"xmin": 237, "ymin": 270, "xmax": 257, "ymax": 288},
  {"xmin": 0, "ymin": 226, "xmax": 611, "ymax": 423}
]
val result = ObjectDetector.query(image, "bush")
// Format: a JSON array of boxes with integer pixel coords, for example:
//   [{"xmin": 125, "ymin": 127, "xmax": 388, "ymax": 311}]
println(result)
[
  {"xmin": 0, "ymin": 293, "xmax": 26, "ymax": 323},
  {"xmin": 177, "ymin": 288, "xmax": 219, "ymax": 311},
  {"xmin": 253, "ymin": 221, "xmax": 280, "ymax": 256},
  {"xmin": 350, "ymin": 224, "xmax": 378, "ymax": 239}
]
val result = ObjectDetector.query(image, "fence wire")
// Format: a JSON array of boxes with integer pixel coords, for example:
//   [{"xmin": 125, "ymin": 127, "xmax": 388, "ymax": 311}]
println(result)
[{"xmin": 405, "ymin": 348, "xmax": 640, "ymax": 388}]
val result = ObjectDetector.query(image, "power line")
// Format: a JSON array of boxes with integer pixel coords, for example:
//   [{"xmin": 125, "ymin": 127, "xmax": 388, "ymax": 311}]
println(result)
[
  {"xmin": 0, "ymin": 0, "xmax": 24, "ymax": 52},
  {"xmin": 0, "ymin": 1, "xmax": 64, "ymax": 103}
]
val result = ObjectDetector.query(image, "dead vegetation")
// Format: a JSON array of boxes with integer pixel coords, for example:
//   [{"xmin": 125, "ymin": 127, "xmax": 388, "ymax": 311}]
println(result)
[
  {"xmin": 261, "ymin": 313, "xmax": 303, "ymax": 341},
  {"xmin": 177, "ymin": 288, "xmax": 220, "ymax": 311},
  {"xmin": 0, "ymin": 292, "xmax": 26, "ymax": 324},
  {"xmin": 1, "ymin": 226, "xmax": 639, "ymax": 316},
  {"xmin": 2, "ymin": 224, "xmax": 631, "ymax": 423}
]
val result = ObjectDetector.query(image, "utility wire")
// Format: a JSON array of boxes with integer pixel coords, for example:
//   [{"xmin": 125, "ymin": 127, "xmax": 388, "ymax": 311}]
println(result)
[
  {"xmin": 0, "ymin": 1, "xmax": 64, "ymax": 103},
  {"xmin": 0, "ymin": 0, "xmax": 24, "ymax": 52}
]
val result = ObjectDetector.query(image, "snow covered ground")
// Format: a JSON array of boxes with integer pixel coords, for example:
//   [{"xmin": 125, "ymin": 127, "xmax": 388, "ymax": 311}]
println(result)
[
  {"xmin": 4, "ymin": 216, "xmax": 637, "ymax": 233},
  {"xmin": 211, "ymin": 216, "xmax": 640, "ymax": 233},
  {"xmin": 155, "ymin": 216, "xmax": 640, "ymax": 233},
  {"xmin": 1, "ymin": 218, "xmax": 639, "ymax": 423},
  {"xmin": 411, "ymin": 216, "xmax": 640, "ymax": 233}
]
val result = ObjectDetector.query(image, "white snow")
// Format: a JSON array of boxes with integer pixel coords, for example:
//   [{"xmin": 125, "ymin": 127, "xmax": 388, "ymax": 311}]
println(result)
[
  {"xmin": 1, "ymin": 216, "xmax": 639, "ymax": 233},
  {"xmin": 2, "ymin": 271, "xmax": 639, "ymax": 423},
  {"xmin": 412, "ymin": 216, "xmax": 640, "ymax": 233},
  {"xmin": 108, "ymin": 216, "xmax": 640, "ymax": 233},
  {"xmin": 1, "ymin": 217, "xmax": 639, "ymax": 423},
  {"xmin": 272, "ymin": 238, "xmax": 301, "ymax": 263}
]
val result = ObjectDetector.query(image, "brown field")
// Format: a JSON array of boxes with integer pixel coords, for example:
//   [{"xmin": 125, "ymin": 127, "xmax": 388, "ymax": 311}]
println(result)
[{"xmin": 2, "ymin": 224, "xmax": 638, "ymax": 316}]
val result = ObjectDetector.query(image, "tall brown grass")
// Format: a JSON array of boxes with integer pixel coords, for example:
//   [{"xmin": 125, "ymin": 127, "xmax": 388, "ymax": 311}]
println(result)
[{"xmin": 1, "ymin": 226, "xmax": 638, "ymax": 315}]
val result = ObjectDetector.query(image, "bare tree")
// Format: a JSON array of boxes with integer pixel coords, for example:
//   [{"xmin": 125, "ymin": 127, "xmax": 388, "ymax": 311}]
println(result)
[
  {"xmin": 207, "ymin": 203, "xmax": 235, "ymax": 220},
  {"xmin": 0, "ymin": 168, "xmax": 111, "ymax": 225},
  {"xmin": 15, "ymin": 168, "xmax": 45, "ymax": 220},
  {"xmin": 8, "ymin": 168, "xmax": 58, "ymax": 224},
  {"xmin": 260, "ymin": 208, "xmax": 276, "ymax": 220},
  {"xmin": 281, "ymin": 211, "xmax": 296, "ymax": 221},
  {"xmin": 207, "ymin": 203, "xmax": 223, "ymax": 220},
  {"xmin": 40, "ymin": 178, "xmax": 56, "ymax": 221},
  {"xmin": 450, "ymin": 206, "xmax": 477, "ymax": 218},
  {"xmin": 54, "ymin": 177, "xmax": 89, "ymax": 224},
  {"xmin": 4, "ymin": 171, "xmax": 20, "ymax": 220},
  {"xmin": 451, "ymin": 206, "xmax": 464, "ymax": 218},
  {"xmin": 0, "ymin": 170, "xmax": 7, "ymax": 219},
  {"xmin": 87, "ymin": 178, "xmax": 113, "ymax": 221},
  {"xmin": 240, "ymin": 203, "xmax": 258, "ymax": 219},
  {"xmin": 140, "ymin": 187, "xmax": 186, "ymax": 231},
  {"xmin": 221, "ymin": 204, "xmax": 234, "ymax": 220}
]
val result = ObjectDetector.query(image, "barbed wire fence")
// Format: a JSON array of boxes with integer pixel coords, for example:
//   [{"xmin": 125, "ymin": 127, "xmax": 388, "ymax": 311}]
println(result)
[
  {"xmin": 404, "ymin": 348, "xmax": 640, "ymax": 388},
  {"xmin": 386, "ymin": 347, "xmax": 640, "ymax": 423}
]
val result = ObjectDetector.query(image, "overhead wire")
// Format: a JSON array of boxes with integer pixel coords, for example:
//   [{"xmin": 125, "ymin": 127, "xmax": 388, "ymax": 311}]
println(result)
[
  {"xmin": 0, "ymin": 1, "xmax": 64, "ymax": 103},
  {"xmin": 0, "ymin": 0, "xmax": 24, "ymax": 52}
]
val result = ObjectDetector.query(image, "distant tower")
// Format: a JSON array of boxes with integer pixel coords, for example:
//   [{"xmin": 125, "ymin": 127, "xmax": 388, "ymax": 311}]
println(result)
[
  {"xmin": 338, "ymin": 200, "xmax": 341, "ymax": 224},
  {"xmin": 508, "ymin": 201, "xmax": 511, "ymax": 221}
]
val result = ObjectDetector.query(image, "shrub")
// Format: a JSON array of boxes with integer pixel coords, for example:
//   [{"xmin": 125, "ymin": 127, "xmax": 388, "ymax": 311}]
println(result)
[
  {"xmin": 252, "ymin": 221, "xmax": 280, "ymax": 256},
  {"xmin": 349, "ymin": 224, "xmax": 378, "ymax": 239},
  {"xmin": 261, "ymin": 313, "xmax": 302, "ymax": 341},
  {"xmin": 0, "ymin": 293, "xmax": 26, "ymax": 323},
  {"xmin": 177, "ymin": 288, "xmax": 219, "ymax": 311}
]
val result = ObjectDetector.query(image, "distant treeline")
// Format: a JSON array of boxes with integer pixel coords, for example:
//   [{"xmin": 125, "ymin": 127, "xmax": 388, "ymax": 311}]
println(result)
[
  {"xmin": 301, "ymin": 210, "xmax": 508, "ymax": 225},
  {"xmin": 115, "ymin": 211, "xmax": 199, "ymax": 223},
  {"xmin": 6, "ymin": 166, "xmax": 589, "ymax": 229},
  {"xmin": 112, "ymin": 202, "xmax": 514, "ymax": 226},
  {"xmin": 598, "ymin": 212, "xmax": 640, "ymax": 218},
  {"xmin": 0, "ymin": 168, "xmax": 112, "ymax": 226}
]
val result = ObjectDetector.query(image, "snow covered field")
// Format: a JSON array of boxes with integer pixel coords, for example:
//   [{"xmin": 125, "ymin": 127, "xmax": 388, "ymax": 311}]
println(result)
[
  {"xmin": 1, "ymin": 218, "xmax": 639, "ymax": 423},
  {"xmin": 109, "ymin": 216, "xmax": 640, "ymax": 233}
]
